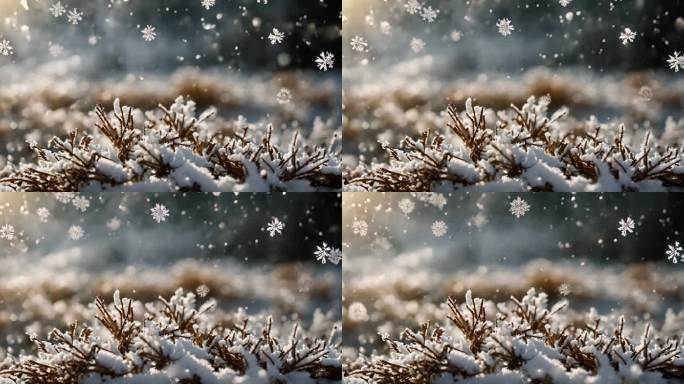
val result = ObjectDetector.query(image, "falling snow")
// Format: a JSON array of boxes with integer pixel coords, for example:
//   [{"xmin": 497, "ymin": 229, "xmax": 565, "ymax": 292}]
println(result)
[{"xmin": 150, "ymin": 203, "xmax": 170, "ymax": 224}]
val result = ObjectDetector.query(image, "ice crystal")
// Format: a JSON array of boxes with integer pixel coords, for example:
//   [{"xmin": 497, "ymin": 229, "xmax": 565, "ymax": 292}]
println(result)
[
  {"xmin": 0, "ymin": 224, "xmax": 15, "ymax": 240},
  {"xmin": 398, "ymin": 198, "xmax": 415, "ymax": 215},
  {"xmin": 618, "ymin": 217, "xmax": 635, "ymax": 237},
  {"xmin": 328, "ymin": 247, "xmax": 342, "ymax": 265},
  {"xmin": 496, "ymin": 18, "xmax": 515, "ymax": 36},
  {"xmin": 558, "ymin": 283, "xmax": 572, "ymax": 296},
  {"xmin": 141, "ymin": 25, "xmax": 157, "ymax": 42},
  {"xmin": 431, "ymin": 220, "xmax": 448, "ymax": 237},
  {"xmin": 68, "ymin": 225, "xmax": 84, "ymax": 240},
  {"xmin": 420, "ymin": 6, "xmax": 439, "ymax": 23},
  {"xmin": 150, "ymin": 203, "xmax": 170, "ymax": 223},
  {"xmin": 195, "ymin": 284, "xmax": 210, "ymax": 297},
  {"xmin": 66, "ymin": 8, "xmax": 83, "ymax": 25},
  {"xmin": 404, "ymin": 0, "xmax": 421, "ymax": 15},
  {"xmin": 0, "ymin": 39, "xmax": 13, "ymax": 56},
  {"xmin": 49, "ymin": 1, "xmax": 66, "ymax": 17},
  {"xmin": 666, "ymin": 241, "xmax": 683, "ymax": 263},
  {"xmin": 667, "ymin": 51, "xmax": 684, "ymax": 72},
  {"xmin": 201, "ymin": 0, "xmax": 216, "ymax": 10},
  {"xmin": 314, "ymin": 242, "xmax": 332, "ymax": 264},
  {"xmin": 315, "ymin": 51, "xmax": 335, "ymax": 71},
  {"xmin": 352, "ymin": 219, "xmax": 368, "ymax": 237},
  {"xmin": 267, "ymin": 27, "xmax": 284, "ymax": 45},
  {"xmin": 350, "ymin": 35, "xmax": 369, "ymax": 52},
  {"xmin": 266, "ymin": 217, "xmax": 284, "ymax": 237},
  {"xmin": 410, "ymin": 37, "xmax": 425, "ymax": 53},
  {"xmin": 619, "ymin": 28, "xmax": 636, "ymax": 45},
  {"xmin": 36, "ymin": 207, "xmax": 50, "ymax": 223},
  {"xmin": 72, "ymin": 195, "xmax": 90, "ymax": 212},
  {"xmin": 509, "ymin": 197, "xmax": 530, "ymax": 218}
]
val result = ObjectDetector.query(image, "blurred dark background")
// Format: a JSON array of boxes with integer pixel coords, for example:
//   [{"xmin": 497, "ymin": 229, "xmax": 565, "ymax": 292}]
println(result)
[
  {"xmin": 343, "ymin": 193, "xmax": 684, "ymax": 265},
  {"xmin": 2, "ymin": 0, "xmax": 341, "ymax": 76},
  {"xmin": 0, "ymin": 192, "xmax": 342, "ymax": 266},
  {"xmin": 344, "ymin": 0, "xmax": 684, "ymax": 73}
]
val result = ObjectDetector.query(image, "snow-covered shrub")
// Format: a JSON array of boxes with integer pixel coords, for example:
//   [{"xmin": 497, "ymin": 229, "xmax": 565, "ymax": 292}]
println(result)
[
  {"xmin": 0, "ymin": 289, "xmax": 341, "ymax": 383},
  {"xmin": 345, "ymin": 290, "xmax": 684, "ymax": 383},
  {"xmin": 1, "ymin": 97, "xmax": 341, "ymax": 192},
  {"xmin": 345, "ymin": 97, "xmax": 684, "ymax": 192}
]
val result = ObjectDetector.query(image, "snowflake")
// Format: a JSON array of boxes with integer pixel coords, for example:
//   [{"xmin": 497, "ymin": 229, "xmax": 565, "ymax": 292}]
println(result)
[
  {"xmin": 410, "ymin": 37, "xmax": 425, "ymax": 53},
  {"xmin": 49, "ymin": 1, "xmax": 66, "ymax": 17},
  {"xmin": 268, "ymin": 28, "xmax": 285, "ymax": 45},
  {"xmin": 559, "ymin": 0, "xmax": 572, "ymax": 6},
  {"xmin": 398, "ymin": 198, "xmax": 415, "ymax": 215},
  {"xmin": 558, "ymin": 283, "xmax": 572, "ymax": 296},
  {"xmin": 667, "ymin": 51, "xmax": 684, "ymax": 73},
  {"xmin": 36, "ymin": 207, "xmax": 50, "ymax": 223},
  {"xmin": 107, "ymin": 217, "xmax": 121, "ymax": 231},
  {"xmin": 72, "ymin": 196, "xmax": 90, "ymax": 212},
  {"xmin": 619, "ymin": 28, "xmax": 636, "ymax": 45},
  {"xmin": 350, "ymin": 35, "xmax": 368, "ymax": 52},
  {"xmin": 266, "ymin": 217, "xmax": 284, "ymax": 237},
  {"xmin": 201, "ymin": 0, "xmax": 216, "ymax": 10},
  {"xmin": 0, "ymin": 224, "xmax": 15, "ymax": 240},
  {"xmin": 666, "ymin": 241, "xmax": 683, "ymax": 264},
  {"xmin": 150, "ymin": 204, "xmax": 170, "ymax": 223},
  {"xmin": 352, "ymin": 219, "xmax": 368, "ymax": 237},
  {"xmin": 496, "ymin": 18, "xmax": 515, "ymax": 36},
  {"xmin": 196, "ymin": 284, "xmax": 210, "ymax": 297},
  {"xmin": 404, "ymin": 0, "xmax": 421, "ymax": 14},
  {"xmin": 276, "ymin": 88, "xmax": 292, "ymax": 105},
  {"xmin": 314, "ymin": 242, "xmax": 332, "ymax": 264},
  {"xmin": 509, "ymin": 197, "xmax": 530, "ymax": 218},
  {"xmin": 315, "ymin": 51, "xmax": 335, "ymax": 71},
  {"xmin": 68, "ymin": 225, "xmax": 84, "ymax": 240},
  {"xmin": 328, "ymin": 248, "xmax": 342, "ymax": 265},
  {"xmin": 67, "ymin": 8, "xmax": 83, "ymax": 25},
  {"xmin": 141, "ymin": 25, "xmax": 157, "ymax": 42},
  {"xmin": 0, "ymin": 39, "xmax": 13, "ymax": 56},
  {"xmin": 420, "ymin": 6, "xmax": 439, "ymax": 23},
  {"xmin": 618, "ymin": 217, "xmax": 635, "ymax": 237},
  {"xmin": 431, "ymin": 221, "xmax": 448, "ymax": 237}
]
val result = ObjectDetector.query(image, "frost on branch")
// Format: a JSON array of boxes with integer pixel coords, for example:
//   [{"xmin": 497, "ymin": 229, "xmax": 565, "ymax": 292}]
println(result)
[
  {"xmin": 1, "ymin": 97, "xmax": 341, "ymax": 192},
  {"xmin": 345, "ymin": 97, "xmax": 684, "ymax": 192},
  {"xmin": 345, "ymin": 290, "xmax": 684, "ymax": 383},
  {"xmin": 0, "ymin": 289, "xmax": 341, "ymax": 383}
]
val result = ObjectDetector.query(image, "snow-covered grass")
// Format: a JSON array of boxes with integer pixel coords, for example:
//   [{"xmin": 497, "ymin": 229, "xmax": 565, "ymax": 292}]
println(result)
[
  {"xmin": 344, "ymin": 289, "xmax": 684, "ymax": 383},
  {"xmin": 0, "ymin": 289, "xmax": 341, "ymax": 383},
  {"xmin": 0, "ymin": 95, "xmax": 341, "ymax": 192},
  {"xmin": 345, "ymin": 95, "xmax": 684, "ymax": 191},
  {"xmin": 0, "ymin": 258, "xmax": 340, "ymax": 353}
]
